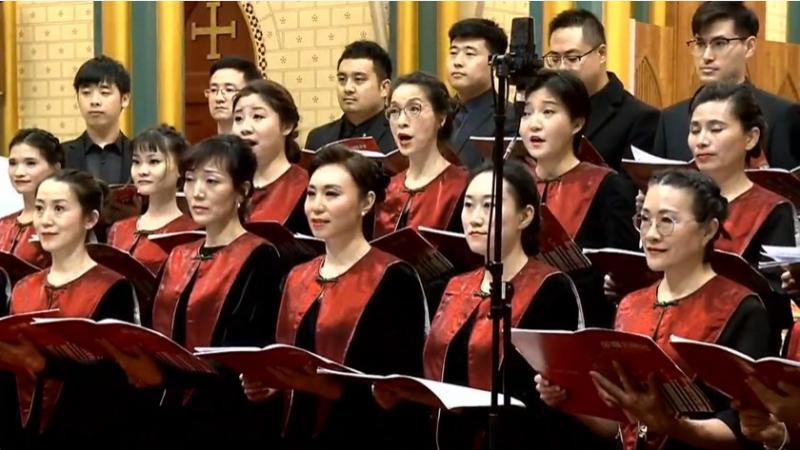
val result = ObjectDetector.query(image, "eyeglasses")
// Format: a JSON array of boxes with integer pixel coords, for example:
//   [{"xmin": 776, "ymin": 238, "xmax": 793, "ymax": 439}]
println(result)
[
  {"xmin": 633, "ymin": 213, "xmax": 697, "ymax": 237},
  {"xmin": 385, "ymin": 102, "xmax": 427, "ymax": 121},
  {"xmin": 204, "ymin": 86, "xmax": 239, "ymax": 99},
  {"xmin": 543, "ymin": 45, "xmax": 600, "ymax": 68},
  {"xmin": 686, "ymin": 36, "xmax": 748, "ymax": 56}
]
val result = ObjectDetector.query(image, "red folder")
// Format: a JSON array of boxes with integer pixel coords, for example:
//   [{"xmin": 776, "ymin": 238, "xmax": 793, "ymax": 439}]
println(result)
[
  {"xmin": 0, "ymin": 309, "xmax": 59, "ymax": 371},
  {"xmin": 417, "ymin": 226, "xmax": 483, "ymax": 270},
  {"xmin": 147, "ymin": 230, "xmax": 206, "ymax": 254},
  {"xmin": 470, "ymin": 136, "xmax": 607, "ymax": 167},
  {"xmin": 511, "ymin": 328, "xmax": 712, "ymax": 422},
  {"xmin": 536, "ymin": 206, "xmax": 591, "ymax": 273},
  {"xmin": 27, "ymin": 317, "xmax": 215, "ymax": 373},
  {"xmin": 745, "ymin": 168, "xmax": 800, "ymax": 209},
  {"xmin": 317, "ymin": 367, "xmax": 525, "ymax": 410},
  {"xmin": 86, "ymin": 243, "xmax": 157, "ymax": 302},
  {"xmin": 301, "ymin": 137, "xmax": 408, "ymax": 175},
  {"xmin": 104, "ymin": 184, "xmax": 143, "ymax": 225},
  {"xmin": 0, "ymin": 309, "xmax": 59, "ymax": 342},
  {"xmin": 669, "ymin": 335, "xmax": 800, "ymax": 410},
  {"xmin": 582, "ymin": 248, "xmax": 660, "ymax": 296},
  {"xmin": 0, "ymin": 250, "xmax": 40, "ymax": 286},
  {"xmin": 194, "ymin": 344, "xmax": 357, "ymax": 385},
  {"xmin": 621, "ymin": 155, "xmax": 696, "ymax": 192},
  {"xmin": 244, "ymin": 221, "xmax": 324, "ymax": 263},
  {"xmin": 709, "ymin": 250, "xmax": 774, "ymax": 300},
  {"xmin": 370, "ymin": 226, "xmax": 480, "ymax": 281},
  {"xmin": 470, "ymin": 136, "xmax": 525, "ymax": 161}
]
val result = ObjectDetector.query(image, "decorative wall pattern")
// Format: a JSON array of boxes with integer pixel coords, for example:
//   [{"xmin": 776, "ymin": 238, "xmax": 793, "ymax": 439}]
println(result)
[
  {"xmin": 16, "ymin": 1, "xmax": 94, "ymax": 141},
  {"xmin": 242, "ymin": 1, "xmax": 389, "ymax": 147},
  {"xmin": 766, "ymin": 1, "xmax": 787, "ymax": 43}
]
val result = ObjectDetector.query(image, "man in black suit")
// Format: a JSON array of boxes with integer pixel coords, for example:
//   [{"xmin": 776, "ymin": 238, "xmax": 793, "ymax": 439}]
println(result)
[
  {"xmin": 447, "ymin": 18, "xmax": 516, "ymax": 170},
  {"xmin": 653, "ymin": 1, "xmax": 800, "ymax": 169},
  {"xmin": 546, "ymin": 9, "xmax": 659, "ymax": 171},
  {"xmin": 63, "ymin": 55, "xmax": 132, "ymax": 185},
  {"xmin": 305, "ymin": 40, "xmax": 395, "ymax": 154}
]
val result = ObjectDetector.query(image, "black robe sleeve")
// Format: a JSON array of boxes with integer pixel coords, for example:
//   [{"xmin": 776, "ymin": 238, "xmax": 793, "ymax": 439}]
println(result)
[
  {"xmin": 290, "ymin": 262, "xmax": 431, "ymax": 450},
  {"xmin": 692, "ymin": 296, "xmax": 770, "ymax": 450},
  {"xmin": 160, "ymin": 244, "xmax": 284, "ymax": 386},
  {"xmin": 744, "ymin": 203, "xmax": 796, "ymax": 348},
  {"xmin": 572, "ymin": 173, "xmax": 638, "ymax": 328},
  {"xmin": 155, "ymin": 244, "xmax": 285, "ymax": 447},
  {"xmin": 576, "ymin": 172, "xmax": 639, "ymax": 251},
  {"xmin": 35, "ymin": 280, "xmax": 142, "ymax": 447}
]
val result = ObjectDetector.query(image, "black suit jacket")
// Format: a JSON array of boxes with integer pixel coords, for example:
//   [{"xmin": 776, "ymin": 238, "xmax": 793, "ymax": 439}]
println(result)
[
  {"xmin": 63, "ymin": 131, "xmax": 132, "ymax": 185},
  {"xmin": 653, "ymin": 83, "xmax": 800, "ymax": 169},
  {"xmin": 305, "ymin": 113, "xmax": 395, "ymax": 154},
  {"xmin": 585, "ymin": 72, "xmax": 660, "ymax": 171},
  {"xmin": 449, "ymin": 89, "xmax": 517, "ymax": 170}
]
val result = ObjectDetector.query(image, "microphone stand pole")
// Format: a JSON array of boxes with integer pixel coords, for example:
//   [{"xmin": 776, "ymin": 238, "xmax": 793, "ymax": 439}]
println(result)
[{"xmin": 487, "ymin": 54, "xmax": 514, "ymax": 450}]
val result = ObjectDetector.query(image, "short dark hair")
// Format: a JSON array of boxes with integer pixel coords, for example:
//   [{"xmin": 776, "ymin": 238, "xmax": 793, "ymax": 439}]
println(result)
[
  {"xmin": 182, "ymin": 134, "xmax": 256, "ymax": 221},
  {"xmin": 73, "ymin": 55, "xmax": 131, "ymax": 95},
  {"xmin": 39, "ymin": 169, "xmax": 105, "ymax": 218},
  {"xmin": 338, "ymin": 40, "xmax": 392, "ymax": 81},
  {"xmin": 391, "ymin": 71, "xmax": 454, "ymax": 141},
  {"xmin": 524, "ymin": 70, "xmax": 591, "ymax": 152},
  {"xmin": 9, "ymin": 128, "xmax": 65, "ymax": 167},
  {"xmin": 209, "ymin": 56, "xmax": 262, "ymax": 82},
  {"xmin": 691, "ymin": 1, "xmax": 759, "ymax": 38},
  {"xmin": 548, "ymin": 9, "xmax": 607, "ymax": 47},
  {"xmin": 471, "ymin": 161, "xmax": 542, "ymax": 255},
  {"xmin": 131, "ymin": 124, "xmax": 190, "ymax": 181},
  {"xmin": 448, "ymin": 18, "xmax": 508, "ymax": 55},
  {"xmin": 649, "ymin": 169, "xmax": 728, "ymax": 261},
  {"xmin": 689, "ymin": 82, "xmax": 765, "ymax": 160},
  {"xmin": 232, "ymin": 79, "xmax": 301, "ymax": 163},
  {"xmin": 309, "ymin": 144, "xmax": 390, "ymax": 204}
]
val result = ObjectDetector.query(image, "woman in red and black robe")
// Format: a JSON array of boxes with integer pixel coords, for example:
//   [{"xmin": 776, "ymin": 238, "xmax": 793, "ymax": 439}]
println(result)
[
  {"xmin": 244, "ymin": 146, "xmax": 430, "ymax": 450},
  {"xmin": 1, "ymin": 129, "xmax": 64, "ymax": 291},
  {"xmin": 232, "ymin": 79, "xmax": 311, "ymax": 234},
  {"xmin": 419, "ymin": 161, "xmax": 610, "ymax": 450},
  {"xmin": 0, "ymin": 129, "xmax": 63, "ymax": 449},
  {"xmin": 107, "ymin": 125, "xmax": 197, "ymax": 275},
  {"xmin": 519, "ymin": 70, "xmax": 638, "ymax": 327},
  {"xmin": 0, "ymin": 170, "xmax": 140, "ymax": 449},
  {"xmin": 688, "ymin": 83, "xmax": 796, "ymax": 350},
  {"xmin": 107, "ymin": 135, "xmax": 286, "ymax": 448},
  {"xmin": 374, "ymin": 72, "xmax": 468, "ymax": 239},
  {"xmin": 537, "ymin": 169, "xmax": 771, "ymax": 450}
]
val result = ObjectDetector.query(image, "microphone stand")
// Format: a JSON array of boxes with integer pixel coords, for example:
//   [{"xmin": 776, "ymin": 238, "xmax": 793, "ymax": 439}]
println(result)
[{"xmin": 487, "ymin": 54, "xmax": 515, "ymax": 450}]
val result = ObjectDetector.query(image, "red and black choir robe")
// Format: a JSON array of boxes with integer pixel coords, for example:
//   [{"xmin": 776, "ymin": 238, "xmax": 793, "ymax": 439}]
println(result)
[
  {"xmin": 373, "ymin": 164, "xmax": 468, "ymax": 238},
  {"xmin": 0, "ymin": 212, "xmax": 49, "ymax": 269},
  {"xmin": 614, "ymin": 275, "xmax": 771, "ymax": 450},
  {"xmin": 9, "ymin": 264, "xmax": 138, "ymax": 446},
  {"xmin": 537, "ymin": 162, "xmax": 638, "ymax": 327},
  {"xmin": 275, "ymin": 247, "xmax": 430, "ymax": 450},
  {"xmin": 423, "ymin": 259, "xmax": 607, "ymax": 450},
  {"xmin": 716, "ymin": 184, "xmax": 794, "ymax": 257},
  {"xmin": 716, "ymin": 184, "xmax": 796, "ymax": 345},
  {"xmin": 149, "ymin": 231, "xmax": 284, "ymax": 447},
  {"xmin": 788, "ymin": 321, "xmax": 800, "ymax": 361},
  {"xmin": 248, "ymin": 164, "xmax": 310, "ymax": 234},
  {"xmin": 107, "ymin": 214, "xmax": 197, "ymax": 274}
]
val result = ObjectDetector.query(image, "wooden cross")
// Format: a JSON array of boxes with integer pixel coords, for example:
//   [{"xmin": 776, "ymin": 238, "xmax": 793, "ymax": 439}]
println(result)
[{"xmin": 191, "ymin": 1, "xmax": 237, "ymax": 60}]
